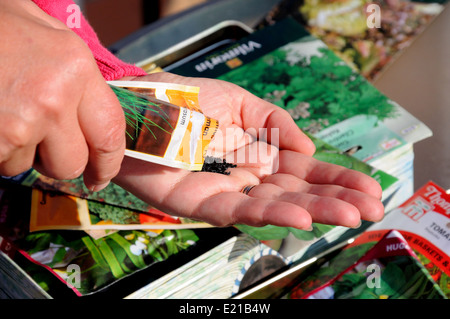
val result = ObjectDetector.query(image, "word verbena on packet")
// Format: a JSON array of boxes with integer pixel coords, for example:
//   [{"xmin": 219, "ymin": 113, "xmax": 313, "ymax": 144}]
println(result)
[{"xmin": 108, "ymin": 81, "xmax": 219, "ymax": 171}]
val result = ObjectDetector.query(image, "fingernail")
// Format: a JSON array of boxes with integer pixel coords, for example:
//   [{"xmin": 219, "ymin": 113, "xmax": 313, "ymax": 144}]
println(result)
[
  {"xmin": 305, "ymin": 225, "xmax": 314, "ymax": 232},
  {"xmin": 90, "ymin": 181, "xmax": 110, "ymax": 192},
  {"xmin": 351, "ymin": 221, "xmax": 362, "ymax": 229}
]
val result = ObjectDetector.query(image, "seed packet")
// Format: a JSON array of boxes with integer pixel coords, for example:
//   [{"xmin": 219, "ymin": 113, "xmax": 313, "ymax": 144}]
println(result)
[
  {"xmin": 0, "ymin": 184, "xmax": 199, "ymax": 297},
  {"xmin": 19, "ymin": 228, "xmax": 199, "ymax": 297},
  {"xmin": 352, "ymin": 181, "xmax": 450, "ymax": 297},
  {"xmin": 287, "ymin": 230, "xmax": 446, "ymax": 299},
  {"xmin": 108, "ymin": 81, "xmax": 219, "ymax": 171},
  {"xmin": 1, "ymin": 168, "xmax": 164, "ymax": 214},
  {"xmin": 28, "ymin": 188, "xmax": 212, "ymax": 238},
  {"xmin": 109, "ymin": 80, "xmax": 203, "ymax": 113}
]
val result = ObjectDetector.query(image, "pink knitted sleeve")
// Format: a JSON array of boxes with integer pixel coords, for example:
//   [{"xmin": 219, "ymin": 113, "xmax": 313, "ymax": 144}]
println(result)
[{"xmin": 31, "ymin": 0, "xmax": 147, "ymax": 80}]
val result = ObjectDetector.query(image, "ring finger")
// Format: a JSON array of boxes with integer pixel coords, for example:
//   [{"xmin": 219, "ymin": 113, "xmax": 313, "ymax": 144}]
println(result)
[{"xmin": 248, "ymin": 176, "xmax": 381, "ymax": 227}]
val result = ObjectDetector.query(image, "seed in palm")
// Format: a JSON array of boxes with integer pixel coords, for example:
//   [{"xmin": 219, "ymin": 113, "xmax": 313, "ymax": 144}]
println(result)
[{"xmin": 201, "ymin": 156, "xmax": 236, "ymax": 175}]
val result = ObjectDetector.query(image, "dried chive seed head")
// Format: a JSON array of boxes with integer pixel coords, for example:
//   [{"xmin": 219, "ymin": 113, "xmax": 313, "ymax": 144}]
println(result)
[{"xmin": 201, "ymin": 156, "xmax": 237, "ymax": 175}]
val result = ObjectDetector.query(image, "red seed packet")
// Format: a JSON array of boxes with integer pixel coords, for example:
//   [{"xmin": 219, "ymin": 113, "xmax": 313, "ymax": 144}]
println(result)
[
  {"xmin": 288, "ymin": 230, "xmax": 446, "ymax": 299},
  {"xmin": 350, "ymin": 181, "xmax": 450, "ymax": 297}
]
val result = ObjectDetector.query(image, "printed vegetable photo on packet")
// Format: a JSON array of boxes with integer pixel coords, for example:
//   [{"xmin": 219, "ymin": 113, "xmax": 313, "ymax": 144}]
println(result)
[{"xmin": 108, "ymin": 81, "xmax": 219, "ymax": 172}]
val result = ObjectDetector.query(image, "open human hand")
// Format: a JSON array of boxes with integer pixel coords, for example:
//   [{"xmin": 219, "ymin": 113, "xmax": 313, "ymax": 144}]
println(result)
[{"xmin": 114, "ymin": 72, "xmax": 384, "ymax": 230}]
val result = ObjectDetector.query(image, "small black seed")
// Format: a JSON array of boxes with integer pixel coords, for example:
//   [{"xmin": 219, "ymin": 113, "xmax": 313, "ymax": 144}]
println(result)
[{"xmin": 200, "ymin": 156, "xmax": 237, "ymax": 175}]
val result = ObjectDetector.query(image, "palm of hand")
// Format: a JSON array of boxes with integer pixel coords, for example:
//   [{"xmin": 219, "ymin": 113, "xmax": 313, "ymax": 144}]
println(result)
[{"xmin": 114, "ymin": 73, "xmax": 384, "ymax": 229}]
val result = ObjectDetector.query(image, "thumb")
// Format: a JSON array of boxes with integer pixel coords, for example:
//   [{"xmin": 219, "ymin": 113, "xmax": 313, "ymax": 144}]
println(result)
[{"xmin": 78, "ymin": 78, "xmax": 126, "ymax": 191}]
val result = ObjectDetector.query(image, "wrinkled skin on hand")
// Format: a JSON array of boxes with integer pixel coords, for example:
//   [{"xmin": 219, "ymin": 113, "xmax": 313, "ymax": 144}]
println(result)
[
  {"xmin": 114, "ymin": 72, "xmax": 385, "ymax": 230},
  {"xmin": 0, "ymin": 0, "xmax": 126, "ymax": 191}
]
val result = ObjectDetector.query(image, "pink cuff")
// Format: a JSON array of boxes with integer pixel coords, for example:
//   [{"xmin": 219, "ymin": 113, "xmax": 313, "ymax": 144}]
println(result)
[{"xmin": 31, "ymin": 0, "xmax": 147, "ymax": 80}]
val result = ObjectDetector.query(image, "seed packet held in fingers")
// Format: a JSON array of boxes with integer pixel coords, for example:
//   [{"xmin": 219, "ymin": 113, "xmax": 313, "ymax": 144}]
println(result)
[{"xmin": 108, "ymin": 81, "xmax": 219, "ymax": 171}]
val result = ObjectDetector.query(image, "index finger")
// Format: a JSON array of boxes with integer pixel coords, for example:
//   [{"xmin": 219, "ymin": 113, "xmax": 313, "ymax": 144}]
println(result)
[{"xmin": 78, "ymin": 78, "xmax": 126, "ymax": 191}]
